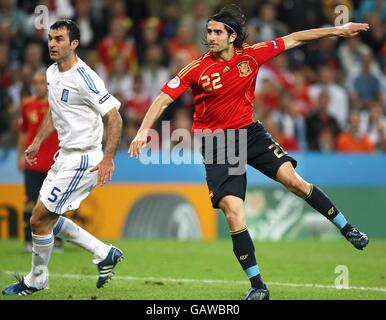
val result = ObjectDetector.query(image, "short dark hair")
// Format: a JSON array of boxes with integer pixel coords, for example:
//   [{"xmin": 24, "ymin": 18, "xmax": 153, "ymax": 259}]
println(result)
[
  {"xmin": 207, "ymin": 4, "xmax": 247, "ymax": 48},
  {"xmin": 50, "ymin": 20, "xmax": 80, "ymax": 43}
]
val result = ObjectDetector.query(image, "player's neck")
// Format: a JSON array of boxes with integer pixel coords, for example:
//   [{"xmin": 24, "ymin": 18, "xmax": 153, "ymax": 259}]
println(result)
[
  {"xmin": 57, "ymin": 54, "xmax": 78, "ymax": 72},
  {"xmin": 213, "ymin": 46, "xmax": 234, "ymax": 62}
]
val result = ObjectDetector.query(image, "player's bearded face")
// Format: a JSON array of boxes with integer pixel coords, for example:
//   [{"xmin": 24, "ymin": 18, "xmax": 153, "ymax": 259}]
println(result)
[{"xmin": 207, "ymin": 20, "xmax": 233, "ymax": 53}]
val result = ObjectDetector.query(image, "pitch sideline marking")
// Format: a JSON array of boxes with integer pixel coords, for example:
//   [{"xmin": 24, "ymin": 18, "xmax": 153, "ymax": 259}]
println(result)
[{"xmin": 4, "ymin": 270, "xmax": 386, "ymax": 293}]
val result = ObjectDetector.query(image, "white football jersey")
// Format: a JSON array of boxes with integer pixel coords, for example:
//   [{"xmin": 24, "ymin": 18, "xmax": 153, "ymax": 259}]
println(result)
[{"xmin": 46, "ymin": 57, "xmax": 121, "ymax": 151}]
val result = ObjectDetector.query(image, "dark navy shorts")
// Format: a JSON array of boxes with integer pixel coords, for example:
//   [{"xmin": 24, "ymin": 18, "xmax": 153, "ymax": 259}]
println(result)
[
  {"xmin": 201, "ymin": 122, "xmax": 297, "ymax": 208},
  {"xmin": 24, "ymin": 169, "xmax": 47, "ymax": 202}
]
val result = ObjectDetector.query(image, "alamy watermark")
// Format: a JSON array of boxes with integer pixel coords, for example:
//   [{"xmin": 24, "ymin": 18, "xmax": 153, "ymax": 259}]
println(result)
[
  {"xmin": 34, "ymin": 5, "xmax": 50, "ymax": 30},
  {"xmin": 138, "ymin": 121, "xmax": 248, "ymax": 175},
  {"xmin": 334, "ymin": 5, "xmax": 350, "ymax": 26},
  {"xmin": 334, "ymin": 265, "xmax": 349, "ymax": 289}
]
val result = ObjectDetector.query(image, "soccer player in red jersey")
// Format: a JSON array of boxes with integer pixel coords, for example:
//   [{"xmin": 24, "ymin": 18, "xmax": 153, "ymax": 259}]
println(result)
[
  {"xmin": 18, "ymin": 70, "xmax": 62, "ymax": 253},
  {"xmin": 129, "ymin": 6, "xmax": 370, "ymax": 300}
]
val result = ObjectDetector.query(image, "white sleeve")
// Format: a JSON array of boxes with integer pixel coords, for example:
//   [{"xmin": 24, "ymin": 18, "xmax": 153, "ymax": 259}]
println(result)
[
  {"xmin": 77, "ymin": 66, "xmax": 121, "ymax": 116},
  {"xmin": 46, "ymin": 66, "xmax": 52, "ymax": 85}
]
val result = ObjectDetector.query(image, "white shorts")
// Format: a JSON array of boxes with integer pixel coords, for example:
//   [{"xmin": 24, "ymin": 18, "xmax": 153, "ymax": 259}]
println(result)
[{"xmin": 40, "ymin": 149, "xmax": 103, "ymax": 215}]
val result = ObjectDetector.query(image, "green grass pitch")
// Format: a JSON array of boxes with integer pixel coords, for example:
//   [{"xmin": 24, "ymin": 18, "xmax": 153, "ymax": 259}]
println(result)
[{"xmin": 1, "ymin": 239, "xmax": 386, "ymax": 300}]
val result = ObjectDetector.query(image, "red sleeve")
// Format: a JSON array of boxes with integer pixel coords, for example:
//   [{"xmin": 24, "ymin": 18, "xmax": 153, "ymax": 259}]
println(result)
[
  {"xmin": 250, "ymin": 37, "xmax": 285, "ymax": 65},
  {"xmin": 161, "ymin": 60, "xmax": 200, "ymax": 100}
]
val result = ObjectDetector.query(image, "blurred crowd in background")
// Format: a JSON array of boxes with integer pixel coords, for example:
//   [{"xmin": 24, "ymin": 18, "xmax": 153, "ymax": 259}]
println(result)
[{"xmin": 0, "ymin": 0, "xmax": 385, "ymax": 153}]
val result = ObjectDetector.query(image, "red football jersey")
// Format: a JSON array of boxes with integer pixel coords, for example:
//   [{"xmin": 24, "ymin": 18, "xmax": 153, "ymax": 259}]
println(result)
[
  {"xmin": 19, "ymin": 97, "xmax": 59, "ymax": 172},
  {"xmin": 162, "ymin": 38, "xmax": 285, "ymax": 131}
]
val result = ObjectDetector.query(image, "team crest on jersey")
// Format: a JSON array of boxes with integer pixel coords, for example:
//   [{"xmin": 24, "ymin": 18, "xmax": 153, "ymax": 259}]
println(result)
[
  {"xmin": 237, "ymin": 61, "xmax": 251, "ymax": 77},
  {"xmin": 167, "ymin": 76, "xmax": 181, "ymax": 89},
  {"xmin": 61, "ymin": 89, "xmax": 69, "ymax": 102}
]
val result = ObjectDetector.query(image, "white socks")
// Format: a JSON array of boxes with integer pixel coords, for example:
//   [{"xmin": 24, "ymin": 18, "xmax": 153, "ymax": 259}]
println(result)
[
  {"xmin": 24, "ymin": 217, "xmax": 110, "ymax": 289},
  {"xmin": 24, "ymin": 232, "xmax": 54, "ymax": 289},
  {"xmin": 53, "ymin": 216, "xmax": 110, "ymax": 263}
]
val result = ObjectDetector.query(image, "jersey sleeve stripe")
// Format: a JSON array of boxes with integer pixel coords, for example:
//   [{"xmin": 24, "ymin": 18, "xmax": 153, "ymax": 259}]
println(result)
[
  {"xmin": 177, "ymin": 62, "xmax": 196, "ymax": 76},
  {"xmin": 179, "ymin": 63, "xmax": 200, "ymax": 78},
  {"xmin": 177, "ymin": 61, "xmax": 201, "ymax": 78},
  {"xmin": 252, "ymin": 43, "xmax": 268, "ymax": 50},
  {"xmin": 78, "ymin": 67, "xmax": 100, "ymax": 94},
  {"xmin": 77, "ymin": 67, "xmax": 100, "ymax": 94},
  {"xmin": 179, "ymin": 64, "xmax": 200, "ymax": 79}
]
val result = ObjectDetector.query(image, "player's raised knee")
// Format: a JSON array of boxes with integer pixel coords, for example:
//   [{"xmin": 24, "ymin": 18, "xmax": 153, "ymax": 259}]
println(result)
[
  {"xmin": 30, "ymin": 207, "xmax": 55, "ymax": 233},
  {"xmin": 29, "ymin": 213, "xmax": 43, "ymax": 232}
]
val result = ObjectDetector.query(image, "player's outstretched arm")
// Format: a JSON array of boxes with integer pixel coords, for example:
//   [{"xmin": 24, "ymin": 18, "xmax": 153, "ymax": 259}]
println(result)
[
  {"xmin": 91, "ymin": 108, "xmax": 122, "ymax": 185},
  {"xmin": 25, "ymin": 109, "xmax": 55, "ymax": 166},
  {"xmin": 282, "ymin": 22, "xmax": 370, "ymax": 50},
  {"xmin": 129, "ymin": 92, "xmax": 174, "ymax": 159}
]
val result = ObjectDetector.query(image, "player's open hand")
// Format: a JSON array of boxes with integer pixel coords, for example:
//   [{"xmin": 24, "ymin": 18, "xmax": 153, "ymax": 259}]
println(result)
[
  {"xmin": 90, "ymin": 156, "xmax": 114, "ymax": 186},
  {"xmin": 336, "ymin": 22, "xmax": 370, "ymax": 38},
  {"xmin": 128, "ymin": 129, "xmax": 149, "ymax": 159},
  {"xmin": 25, "ymin": 142, "xmax": 40, "ymax": 166}
]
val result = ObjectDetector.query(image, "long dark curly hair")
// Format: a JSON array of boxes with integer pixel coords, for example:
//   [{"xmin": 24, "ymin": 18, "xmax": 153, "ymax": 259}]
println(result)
[{"xmin": 207, "ymin": 4, "xmax": 248, "ymax": 49}]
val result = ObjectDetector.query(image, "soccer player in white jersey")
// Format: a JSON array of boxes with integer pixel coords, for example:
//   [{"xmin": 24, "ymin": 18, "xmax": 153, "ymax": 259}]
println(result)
[{"xmin": 3, "ymin": 20, "xmax": 123, "ymax": 296}]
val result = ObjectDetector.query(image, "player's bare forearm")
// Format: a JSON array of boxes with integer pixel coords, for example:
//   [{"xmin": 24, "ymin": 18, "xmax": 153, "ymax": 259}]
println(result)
[
  {"xmin": 129, "ymin": 92, "xmax": 173, "ymax": 158},
  {"xmin": 283, "ymin": 22, "xmax": 369, "ymax": 50},
  {"xmin": 25, "ymin": 110, "xmax": 54, "ymax": 165},
  {"xmin": 91, "ymin": 108, "xmax": 122, "ymax": 185},
  {"xmin": 102, "ymin": 108, "xmax": 122, "ymax": 160},
  {"xmin": 32, "ymin": 109, "xmax": 55, "ymax": 146},
  {"xmin": 138, "ymin": 92, "xmax": 173, "ymax": 135}
]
